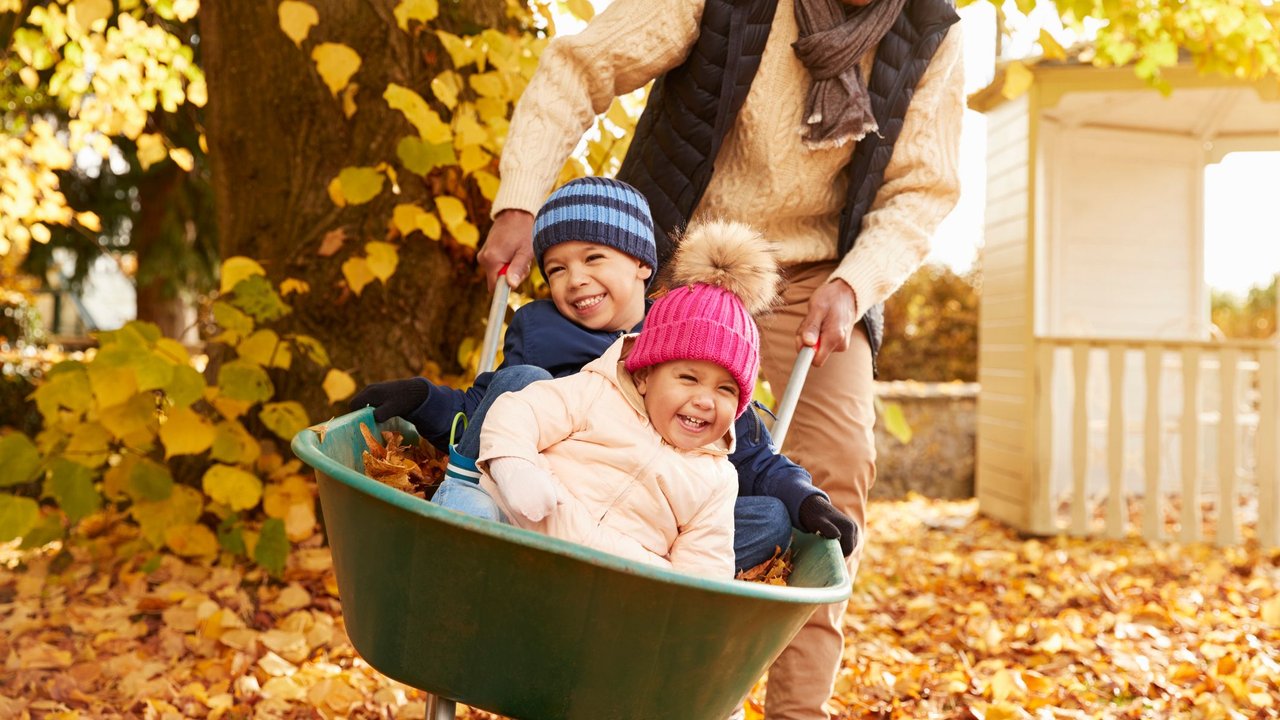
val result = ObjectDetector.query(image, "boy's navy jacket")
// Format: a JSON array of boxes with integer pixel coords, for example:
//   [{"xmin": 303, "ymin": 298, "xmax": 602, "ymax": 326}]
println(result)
[{"xmin": 406, "ymin": 299, "xmax": 826, "ymax": 527}]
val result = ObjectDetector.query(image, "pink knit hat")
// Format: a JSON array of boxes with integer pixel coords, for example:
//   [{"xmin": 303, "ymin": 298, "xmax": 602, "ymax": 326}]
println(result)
[{"xmin": 625, "ymin": 220, "xmax": 778, "ymax": 418}]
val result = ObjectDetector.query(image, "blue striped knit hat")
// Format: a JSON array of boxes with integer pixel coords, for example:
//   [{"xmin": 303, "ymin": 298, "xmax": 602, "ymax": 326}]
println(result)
[{"xmin": 533, "ymin": 177, "xmax": 658, "ymax": 287}]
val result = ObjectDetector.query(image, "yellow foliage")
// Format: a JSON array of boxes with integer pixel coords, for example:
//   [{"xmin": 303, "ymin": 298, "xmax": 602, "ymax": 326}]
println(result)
[
  {"xmin": 364, "ymin": 241, "xmax": 399, "ymax": 282},
  {"xmin": 202, "ymin": 464, "xmax": 263, "ymax": 511},
  {"xmin": 341, "ymin": 257, "xmax": 375, "ymax": 296},
  {"xmin": 383, "ymin": 84, "xmax": 452, "ymax": 143},
  {"xmin": 336, "ymin": 166, "xmax": 385, "ymax": 206},
  {"xmin": 219, "ymin": 257, "xmax": 267, "ymax": 294},
  {"xmin": 311, "ymin": 42, "xmax": 361, "ymax": 96},
  {"xmin": 164, "ymin": 523, "xmax": 219, "ymax": 558},
  {"xmin": 430, "ymin": 70, "xmax": 461, "ymax": 109},
  {"xmin": 393, "ymin": 0, "xmax": 439, "ymax": 30},
  {"xmin": 278, "ymin": 1, "xmax": 319, "ymax": 47},
  {"xmin": 160, "ymin": 407, "xmax": 217, "ymax": 458},
  {"xmin": 322, "ymin": 369, "xmax": 357, "ymax": 404}
]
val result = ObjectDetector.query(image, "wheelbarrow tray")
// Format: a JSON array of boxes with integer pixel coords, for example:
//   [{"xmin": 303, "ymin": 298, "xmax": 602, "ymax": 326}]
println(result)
[{"xmin": 293, "ymin": 408, "xmax": 850, "ymax": 720}]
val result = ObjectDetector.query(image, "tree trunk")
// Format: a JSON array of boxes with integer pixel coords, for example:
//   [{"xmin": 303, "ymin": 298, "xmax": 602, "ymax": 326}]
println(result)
[
  {"xmin": 201, "ymin": 1, "xmax": 504, "ymax": 418},
  {"xmin": 133, "ymin": 162, "xmax": 191, "ymax": 341}
]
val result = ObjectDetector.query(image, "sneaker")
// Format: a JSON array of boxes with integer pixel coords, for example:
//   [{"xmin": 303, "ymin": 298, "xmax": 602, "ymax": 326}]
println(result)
[{"xmin": 445, "ymin": 445, "xmax": 481, "ymax": 484}]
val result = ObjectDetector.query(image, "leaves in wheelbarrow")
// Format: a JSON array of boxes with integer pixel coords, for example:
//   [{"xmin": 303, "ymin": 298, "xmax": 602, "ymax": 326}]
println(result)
[
  {"xmin": 359, "ymin": 422, "xmax": 446, "ymax": 497},
  {"xmin": 736, "ymin": 546, "xmax": 793, "ymax": 586}
]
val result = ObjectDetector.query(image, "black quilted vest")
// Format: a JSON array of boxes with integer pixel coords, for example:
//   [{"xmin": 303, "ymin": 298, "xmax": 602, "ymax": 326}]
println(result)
[{"xmin": 616, "ymin": 0, "xmax": 959, "ymax": 360}]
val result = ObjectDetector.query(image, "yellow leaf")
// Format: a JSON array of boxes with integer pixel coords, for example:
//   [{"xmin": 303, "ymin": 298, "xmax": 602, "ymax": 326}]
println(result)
[
  {"xmin": 1262, "ymin": 594, "xmax": 1280, "ymax": 624},
  {"xmin": 436, "ymin": 31, "xmax": 477, "ymax": 68},
  {"xmin": 384, "ymin": 84, "xmax": 452, "ymax": 143},
  {"xmin": 69, "ymin": 0, "xmax": 112, "ymax": 32},
  {"xmin": 392, "ymin": 204, "xmax": 425, "ymax": 235},
  {"xmin": 172, "ymin": 0, "xmax": 199, "ymax": 21},
  {"xmin": 431, "ymin": 70, "xmax": 461, "ymax": 109},
  {"xmin": 160, "ymin": 407, "xmax": 217, "ymax": 458},
  {"xmin": 203, "ymin": 464, "xmax": 264, "ymax": 511},
  {"xmin": 459, "ymin": 145, "xmax": 491, "ymax": 174},
  {"xmin": 278, "ymin": 1, "xmax": 319, "ymax": 47},
  {"xmin": 435, "ymin": 195, "xmax": 468, "ymax": 229},
  {"xmin": 1038, "ymin": 29, "xmax": 1066, "ymax": 61},
  {"xmin": 327, "ymin": 176, "xmax": 346, "ymax": 207},
  {"xmin": 342, "ymin": 257, "xmax": 375, "ymax": 295},
  {"xmin": 238, "ymin": 329, "xmax": 293, "ymax": 369},
  {"xmin": 220, "ymin": 256, "xmax": 267, "ymax": 294},
  {"xmin": 473, "ymin": 170, "xmax": 500, "ymax": 200},
  {"xmin": 365, "ymin": 241, "xmax": 399, "ymax": 281},
  {"xmin": 311, "ymin": 42, "xmax": 361, "ymax": 96},
  {"xmin": 453, "ymin": 109, "xmax": 488, "ymax": 148},
  {"xmin": 416, "ymin": 211, "xmax": 442, "ymax": 240},
  {"xmin": 393, "ymin": 0, "xmax": 439, "ymax": 30},
  {"xmin": 341, "ymin": 83, "xmax": 359, "ymax": 118},
  {"xmin": 322, "ymin": 369, "xmax": 357, "ymax": 404},
  {"xmin": 165, "ymin": 523, "xmax": 219, "ymax": 558},
  {"xmin": 337, "ymin": 166, "xmax": 384, "ymax": 205},
  {"xmin": 1001, "ymin": 61, "xmax": 1034, "ymax": 100},
  {"xmin": 452, "ymin": 220, "xmax": 479, "ymax": 248},
  {"xmin": 76, "ymin": 211, "xmax": 102, "ymax": 232},
  {"xmin": 169, "ymin": 148, "xmax": 195, "ymax": 171},
  {"xmin": 136, "ymin": 133, "xmax": 168, "ymax": 171},
  {"xmin": 279, "ymin": 278, "xmax": 310, "ymax": 296},
  {"xmin": 563, "ymin": 0, "xmax": 594, "ymax": 21}
]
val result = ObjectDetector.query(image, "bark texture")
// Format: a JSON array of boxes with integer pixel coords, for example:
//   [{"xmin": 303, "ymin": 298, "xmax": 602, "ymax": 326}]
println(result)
[{"xmin": 202, "ymin": 0, "xmax": 505, "ymax": 418}]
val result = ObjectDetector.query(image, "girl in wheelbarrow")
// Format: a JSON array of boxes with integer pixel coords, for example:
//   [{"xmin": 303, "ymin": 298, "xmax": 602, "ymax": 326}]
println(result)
[{"xmin": 351, "ymin": 178, "xmax": 856, "ymax": 573}]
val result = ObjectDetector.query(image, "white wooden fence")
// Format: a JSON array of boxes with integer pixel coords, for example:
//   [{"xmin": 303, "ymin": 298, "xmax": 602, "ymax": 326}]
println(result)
[{"xmin": 1034, "ymin": 336, "xmax": 1280, "ymax": 547}]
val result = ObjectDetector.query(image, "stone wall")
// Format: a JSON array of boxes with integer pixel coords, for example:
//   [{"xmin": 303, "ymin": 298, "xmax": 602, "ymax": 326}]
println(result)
[{"xmin": 871, "ymin": 381, "xmax": 978, "ymax": 500}]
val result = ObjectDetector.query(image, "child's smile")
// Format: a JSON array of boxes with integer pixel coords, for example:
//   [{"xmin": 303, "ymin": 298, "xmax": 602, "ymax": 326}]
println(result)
[
  {"xmin": 544, "ymin": 241, "xmax": 652, "ymax": 332},
  {"xmin": 634, "ymin": 359, "xmax": 739, "ymax": 451}
]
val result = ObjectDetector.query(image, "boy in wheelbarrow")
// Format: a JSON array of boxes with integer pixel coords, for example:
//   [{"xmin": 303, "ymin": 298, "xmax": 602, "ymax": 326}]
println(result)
[{"xmin": 351, "ymin": 177, "xmax": 856, "ymax": 572}]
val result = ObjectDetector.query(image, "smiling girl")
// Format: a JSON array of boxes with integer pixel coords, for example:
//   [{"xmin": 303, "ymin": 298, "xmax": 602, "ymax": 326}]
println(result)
[{"xmin": 476, "ymin": 219, "xmax": 779, "ymax": 578}]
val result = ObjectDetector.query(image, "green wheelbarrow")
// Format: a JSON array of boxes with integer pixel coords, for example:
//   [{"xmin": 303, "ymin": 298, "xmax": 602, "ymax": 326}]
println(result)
[{"xmin": 291, "ymin": 280, "xmax": 849, "ymax": 719}]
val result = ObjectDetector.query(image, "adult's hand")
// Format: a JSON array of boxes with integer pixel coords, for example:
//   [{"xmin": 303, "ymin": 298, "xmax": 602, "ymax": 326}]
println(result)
[
  {"xmin": 795, "ymin": 278, "xmax": 858, "ymax": 367},
  {"xmin": 477, "ymin": 209, "xmax": 536, "ymax": 291}
]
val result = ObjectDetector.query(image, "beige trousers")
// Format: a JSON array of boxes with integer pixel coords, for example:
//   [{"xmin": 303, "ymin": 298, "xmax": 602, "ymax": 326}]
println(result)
[{"xmin": 757, "ymin": 262, "xmax": 877, "ymax": 720}]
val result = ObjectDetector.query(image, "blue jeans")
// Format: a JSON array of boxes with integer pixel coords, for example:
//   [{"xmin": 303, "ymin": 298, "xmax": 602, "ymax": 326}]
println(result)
[
  {"xmin": 734, "ymin": 496, "xmax": 793, "ymax": 572},
  {"xmin": 433, "ymin": 365, "xmax": 550, "ymax": 521}
]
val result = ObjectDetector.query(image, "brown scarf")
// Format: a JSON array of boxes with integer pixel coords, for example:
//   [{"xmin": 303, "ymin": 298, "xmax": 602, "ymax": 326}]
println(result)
[{"xmin": 792, "ymin": 0, "xmax": 908, "ymax": 149}]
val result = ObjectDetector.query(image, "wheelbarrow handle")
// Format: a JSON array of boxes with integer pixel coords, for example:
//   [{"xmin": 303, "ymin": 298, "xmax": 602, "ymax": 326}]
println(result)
[
  {"xmin": 770, "ymin": 343, "xmax": 817, "ymax": 451},
  {"xmin": 477, "ymin": 265, "xmax": 511, "ymax": 375}
]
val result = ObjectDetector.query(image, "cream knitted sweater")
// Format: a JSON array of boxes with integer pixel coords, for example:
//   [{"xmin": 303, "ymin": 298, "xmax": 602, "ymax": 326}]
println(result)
[{"xmin": 492, "ymin": 0, "xmax": 964, "ymax": 319}]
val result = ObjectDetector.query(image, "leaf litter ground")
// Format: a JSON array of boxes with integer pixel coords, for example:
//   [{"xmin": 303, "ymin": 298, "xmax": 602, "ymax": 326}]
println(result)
[{"xmin": 2, "ymin": 495, "xmax": 1277, "ymax": 719}]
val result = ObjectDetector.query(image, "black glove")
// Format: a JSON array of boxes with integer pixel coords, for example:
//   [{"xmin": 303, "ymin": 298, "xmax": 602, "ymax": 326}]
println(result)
[
  {"xmin": 797, "ymin": 495, "xmax": 858, "ymax": 557},
  {"xmin": 348, "ymin": 377, "xmax": 432, "ymax": 423}
]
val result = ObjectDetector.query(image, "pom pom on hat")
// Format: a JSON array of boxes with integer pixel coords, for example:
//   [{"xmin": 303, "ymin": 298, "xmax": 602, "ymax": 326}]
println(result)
[{"xmin": 625, "ymin": 220, "xmax": 778, "ymax": 418}]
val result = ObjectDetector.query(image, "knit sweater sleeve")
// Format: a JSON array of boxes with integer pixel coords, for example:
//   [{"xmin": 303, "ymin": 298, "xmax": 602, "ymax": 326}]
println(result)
[
  {"xmin": 829, "ymin": 25, "xmax": 965, "ymax": 317},
  {"xmin": 491, "ymin": 0, "xmax": 705, "ymax": 216}
]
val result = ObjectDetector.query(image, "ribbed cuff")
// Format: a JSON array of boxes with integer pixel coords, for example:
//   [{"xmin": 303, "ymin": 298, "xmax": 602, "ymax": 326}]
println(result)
[
  {"xmin": 491, "ymin": 170, "xmax": 551, "ymax": 220},
  {"xmin": 826, "ymin": 266, "xmax": 867, "ymax": 322}
]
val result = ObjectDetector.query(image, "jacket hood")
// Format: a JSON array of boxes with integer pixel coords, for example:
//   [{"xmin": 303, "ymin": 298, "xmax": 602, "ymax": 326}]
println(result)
[{"xmin": 583, "ymin": 336, "xmax": 735, "ymax": 455}]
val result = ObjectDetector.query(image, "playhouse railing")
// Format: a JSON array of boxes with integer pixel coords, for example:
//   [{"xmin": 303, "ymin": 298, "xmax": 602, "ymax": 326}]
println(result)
[{"xmin": 1031, "ymin": 335, "xmax": 1279, "ymax": 547}]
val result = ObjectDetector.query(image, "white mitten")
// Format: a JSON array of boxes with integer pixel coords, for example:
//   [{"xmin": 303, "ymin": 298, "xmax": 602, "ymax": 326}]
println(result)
[{"xmin": 487, "ymin": 456, "xmax": 558, "ymax": 523}]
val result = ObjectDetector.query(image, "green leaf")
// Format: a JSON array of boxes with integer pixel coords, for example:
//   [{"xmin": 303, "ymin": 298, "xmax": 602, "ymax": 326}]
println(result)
[
  {"xmin": 98, "ymin": 393, "xmax": 158, "ymax": 441},
  {"xmin": 202, "ymin": 464, "xmax": 263, "ymax": 511},
  {"xmin": 0, "ymin": 494, "xmax": 40, "ymax": 542},
  {"xmin": 212, "ymin": 300, "xmax": 255, "ymax": 344},
  {"xmin": 238, "ymin": 329, "xmax": 292, "ymax": 369},
  {"xmin": 131, "ymin": 485, "xmax": 203, "ymax": 547},
  {"xmin": 0, "ymin": 434, "xmax": 41, "ymax": 487},
  {"xmin": 396, "ymin": 136, "xmax": 457, "ymax": 176},
  {"xmin": 217, "ymin": 360, "xmax": 275, "ymax": 404},
  {"xmin": 134, "ymin": 352, "xmax": 176, "ymax": 391},
  {"xmin": 254, "ymin": 517, "xmax": 289, "ymax": 578},
  {"xmin": 337, "ymin": 166, "xmax": 385, "ymax": 205},
  {"xmin": 18, "ymin": 512, "xmax": 65, "ymax": 549},
  {"xmin": 163, "ymin": 365, "xmax": 207, "ymax": 408},
  {"xmin": 220, "ymin": 256, "xmax": 267, "ymax": 294},
  {"xmin": 46, "ymin": 459, "xmax": 102, "ymax": 523},
  {"xmin": 211, "ymin": 421, "xmax": 261, "ymax": 465},
  {"xmin": 288, "ymin": 334, "xmax": 331, "ymax": 367},
  {"xmin": 130, "ymin": 458, "xmax": 174, "ymax": 502},
  {"xmin": 32, "ymin": 364, "xmax": 92, "ymax": 418},
  {"xmin": 217, "ymin": 515, "xmax": 246, "ymax": 555},
  {"xmin": 259, "ymin": 402, "xmax": 310, "ymax": 441},
  {"xmin": 228, "ymin": 275, "xmax": 291, "ymax": 323},
  {"xmin": 87, "ymin": 363, "xmax": 140, "ymax": 409},
  {"xmin": 64, "ymin": 422, "xmax": 113, "ymax": 468},
  {"xmin": 880, "ymin": 400, "xmax": 913, "ymax": 445}
]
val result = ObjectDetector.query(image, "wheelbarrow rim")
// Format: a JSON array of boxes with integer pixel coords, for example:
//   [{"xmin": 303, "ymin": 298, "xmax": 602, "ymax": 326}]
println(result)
[{"xmin": 293, "ymin": 409, "xmax": 851, "ymax": 605}]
